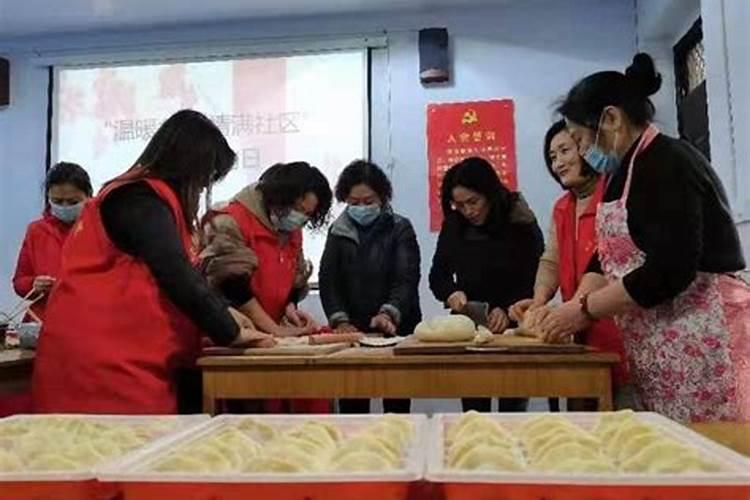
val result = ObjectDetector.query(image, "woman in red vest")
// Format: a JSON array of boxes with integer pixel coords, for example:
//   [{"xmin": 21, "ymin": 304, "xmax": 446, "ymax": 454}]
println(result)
[
  {"xmin": 32, "ymin": 110, "xmax": 273, "ymax": 415},
  {"xmin": 201, "ymin": 161, "xmax": 332, "ymax": 413},
  {"xmin": 510, "ymin": 120, "xmax": 629, "ymax": 408},
  {"xmin": 13, "ymin": 162, "xmax": 93, "ymax": 321}
]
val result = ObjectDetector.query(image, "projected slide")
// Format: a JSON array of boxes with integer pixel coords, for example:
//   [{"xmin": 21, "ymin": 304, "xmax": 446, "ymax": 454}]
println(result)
[{"xmin": 55, "ymin": 50, "xmax": 368, "ymax": 280}]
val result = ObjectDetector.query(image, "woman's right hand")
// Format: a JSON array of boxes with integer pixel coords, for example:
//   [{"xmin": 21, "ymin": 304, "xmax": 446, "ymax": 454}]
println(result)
[
  {"xmin": 509, "ymin": 298, "xmax": 545, "ymax": 323},
  {"xmin": 231, "ymin": 328, "xmax": 277, "ymax": 348},
  {"xmin": 274, "ymin": 324, "xmax": 316, "ymax": 337},
  {"xmin": 32, "ymin": 275, "xmax": 55, "ymax": 295},
  {"xmin": 446, "ymin": 291, "xmax": 468, "ymax": 312}
]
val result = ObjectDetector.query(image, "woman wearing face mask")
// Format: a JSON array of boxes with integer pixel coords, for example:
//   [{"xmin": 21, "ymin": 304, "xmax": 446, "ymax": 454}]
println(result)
[
  {"xmin": 430, "ymin": 157, "xmax": 544, "ymax": 413},
  {"xmin": 33, "ymin": 110, "xmax": 272, "ymax": 414},
  {"xmin": 509, "ymin": 121, "xmax": 630, "ymax": 411},
  {"xmin": 13, "ymin": 162, "xmax": 92, "ymax": 321},
  {"xmin": 319, "ymin": 160, "xmax": 421, "ymax": 414},
  {"xmin": 538, "ymin": 53, "xmax": 749, "ymax": 422},
  {"xmin": 201, "ymin": 161, "xmax": 332, "ymax": 413}
]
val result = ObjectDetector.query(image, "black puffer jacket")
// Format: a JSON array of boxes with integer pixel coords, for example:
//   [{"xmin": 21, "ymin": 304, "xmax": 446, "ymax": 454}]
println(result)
[{"xmin": 319, "ymin": 209, "xmax": 421, "ymax": 335}]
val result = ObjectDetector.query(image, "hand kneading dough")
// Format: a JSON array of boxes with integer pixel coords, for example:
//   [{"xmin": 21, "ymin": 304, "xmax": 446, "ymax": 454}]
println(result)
[{"xmin": 414, "ymin": 315, "xmax": 476, "ymax": 342}]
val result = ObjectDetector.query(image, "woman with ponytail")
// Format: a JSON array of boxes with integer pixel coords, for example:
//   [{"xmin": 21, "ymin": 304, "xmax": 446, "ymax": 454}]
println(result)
[{"xmin": 535, "ymin": 54, "xmax": 749, "ymax": 422}]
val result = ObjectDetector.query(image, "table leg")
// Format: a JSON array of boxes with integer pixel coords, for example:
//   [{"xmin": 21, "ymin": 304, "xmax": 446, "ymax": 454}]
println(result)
[
  {"xmin": 597, "ymin": 381, "xmax": 613, "ymax": 411},
  {"xmin": 202, "ymin": 373, "xmax": 217, "ymax": 415}
]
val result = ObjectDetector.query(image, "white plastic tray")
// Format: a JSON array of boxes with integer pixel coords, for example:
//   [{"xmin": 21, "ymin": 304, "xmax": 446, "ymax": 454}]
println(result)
[
  {"xmin": 99, "ymin": 413, "xmax": 428, "ymax": 483},
  {"xmin": 427, "ymin": 412, "xmax": 750, "ymax": 486},
  {"xmin": 0, "ymin": 413, "xmax": 209, "ymax": 482}
]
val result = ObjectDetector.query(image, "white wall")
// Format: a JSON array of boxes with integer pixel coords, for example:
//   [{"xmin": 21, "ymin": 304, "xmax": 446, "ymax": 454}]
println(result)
[
  {"xmin": 701, "ymin": 0, "xmax": 750, "ymax": 262},
  {"xmin": 0, "ymin": 0, "xmax": 637, "ymax": 318},
  {"xmin": 636, "ymin": 0, "xmax": 749, "ymax": 264},
  {"xmin": 635, "ymin": 0, "xmax": 702, "ymax": 136}
]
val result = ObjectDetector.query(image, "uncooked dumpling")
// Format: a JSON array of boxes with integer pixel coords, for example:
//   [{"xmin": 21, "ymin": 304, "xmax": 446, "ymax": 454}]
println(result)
[
  {"xmin": 452, "ymin": 419, "xmax": 513, "ymax": 449},
  {"xmin": 451, "ymin": 444, "xmax": 523, "ymax": 471},
  {"xmin": 518, "ymin": 415, "xmax": 572, "ymax": 441},
  {"xmin": 329, "ymin": 450, "xmax": 395, "ymax": 472},
  {"xmin": 235, "ymin": 418, "xmax": 278, "ymax": 442},
  {"xmin": 447, "ymin": 433, "xmax": 514, "ymax": 468},
  {"xmin": 537, "ymin": 458, "xmax": 616, "ymax": 474},
  {"xmin": 154, "ymin": 454, "xmax": 207, "ymax": 473},
  {"xmin": 0, "ymin": 449, "xmax": 23, "ymax": 471},
  {"xmin": 414, "ymin": 315, "xmax": 476, "ymax": 342},
  {"xmin": 619, "ymin": 438, "xmax": 705, "ymax": 473},
  {"xmin": 446, "ymin": 411, "xmax": 494, "ymax": 443},
  {"xmin": 527, "ymin": 432, "xmax": 601, "ymax": 465},
  {"xmin": 335, "ymin": 434, "xmax": 400, "ymax": 466}
]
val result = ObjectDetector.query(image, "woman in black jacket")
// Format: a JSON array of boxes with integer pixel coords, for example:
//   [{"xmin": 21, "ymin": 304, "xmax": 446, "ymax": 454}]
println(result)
[
  {"xmin": 429, "ymin": 156, "xmax": 544, "ymax": 413},
  {"xmin": 320, "ymin": 160, "xmax": 421, "ymax": 414}
]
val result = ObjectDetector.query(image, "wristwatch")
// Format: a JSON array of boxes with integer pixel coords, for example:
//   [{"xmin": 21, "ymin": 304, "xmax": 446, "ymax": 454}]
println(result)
[{"xmin": 579, "ymin": 293, "xmax": 597, "ymax": 321}]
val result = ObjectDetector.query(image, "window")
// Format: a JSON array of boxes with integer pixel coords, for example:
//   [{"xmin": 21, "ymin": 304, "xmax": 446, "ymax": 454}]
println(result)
[
  {"xmin": 53, "ymin": 49, "xmax": 369, "ymax": 281},
  {"xmin": 674, "ymin": 18, "xmax": 710, "ymax": 160}
]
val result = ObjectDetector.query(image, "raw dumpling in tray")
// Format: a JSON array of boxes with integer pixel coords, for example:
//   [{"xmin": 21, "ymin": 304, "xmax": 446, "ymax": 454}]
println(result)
[{"xmin": 451, "ymin": 444, "xmax": 524, "ymax": 471}]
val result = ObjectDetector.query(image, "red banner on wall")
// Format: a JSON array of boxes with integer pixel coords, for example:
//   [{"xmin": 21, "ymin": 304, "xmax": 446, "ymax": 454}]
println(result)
[{"xmin": 427, "ymin": 99, "xmax": 517, "ymax": 232}]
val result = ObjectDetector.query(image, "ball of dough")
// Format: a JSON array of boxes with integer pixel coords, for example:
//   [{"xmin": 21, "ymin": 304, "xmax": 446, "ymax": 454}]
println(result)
[{"xmin": 414, "ymin": 315, "xmax": 476, "ymax": 342}]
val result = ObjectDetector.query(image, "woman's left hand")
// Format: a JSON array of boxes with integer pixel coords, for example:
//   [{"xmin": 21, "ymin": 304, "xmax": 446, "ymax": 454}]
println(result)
[
  {"xmin": 538, "ymin": 300, "xmax": 591, "ymax": 343},
  {"xmin": 487, "ymin": 307, "xmax": 510, "ymax": 333}
]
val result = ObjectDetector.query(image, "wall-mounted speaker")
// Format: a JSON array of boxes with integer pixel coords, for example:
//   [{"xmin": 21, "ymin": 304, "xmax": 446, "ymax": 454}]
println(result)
[
  {"xmin": 419, "ymin": 28, "xmax": 449, "ymax": 84},
  {"xmin": 0, "ymin": 58, "xmax": 9, "ymax": 107}
]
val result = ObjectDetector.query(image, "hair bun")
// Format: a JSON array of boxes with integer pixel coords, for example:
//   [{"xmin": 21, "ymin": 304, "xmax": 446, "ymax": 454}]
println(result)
[{"xmin": 625, "ymin": 53, "xmax": 662, "ymax": 97}]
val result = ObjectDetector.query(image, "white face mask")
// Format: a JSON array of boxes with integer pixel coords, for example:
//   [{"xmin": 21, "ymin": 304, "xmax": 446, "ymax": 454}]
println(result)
[{"xmin": 49, "ymin": 201, "xmax": 84, "ymax": 223}]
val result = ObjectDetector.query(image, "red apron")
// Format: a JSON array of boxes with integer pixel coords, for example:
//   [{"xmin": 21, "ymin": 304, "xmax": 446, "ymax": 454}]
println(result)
[
  {"xmin": 553, "ymin": 177, "xmax": 629, "ymax": 386},
  {"xmin": 32, "ymin": 175, "xmax": 202, "ymax": 414},
  {"xmin": 12, "ymin": 213, "xmax": 72, "ymax": 320},
  {"xmin": 223, "ymin": 201, "xmax": 330, "ymax": 413}
]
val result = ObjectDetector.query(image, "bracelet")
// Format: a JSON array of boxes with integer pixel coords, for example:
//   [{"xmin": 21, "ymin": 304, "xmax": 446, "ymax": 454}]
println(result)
[{"xmin": 579, "ymin": 293, "xmax": 597, "ymax": 321}]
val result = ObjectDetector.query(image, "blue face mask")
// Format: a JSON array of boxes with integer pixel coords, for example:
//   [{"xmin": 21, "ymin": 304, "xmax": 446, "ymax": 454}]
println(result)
[
  {"xmin": 583, "ymin": 111, "xmax": 621, "ymax": 174},
  {"xmin": 271, "ymin": 209, "xmax": 309, "ymax": 232},
  {"xmin": 583, "ymin": 146, "xmax": 620, "ymax": 174},
  {"xmin": 347, "ymin": 204, "xmax": 381, "ymax": 226},
  {"xmin": 49, "ymin": 201, "xmax": 84, "ymax": 224}
]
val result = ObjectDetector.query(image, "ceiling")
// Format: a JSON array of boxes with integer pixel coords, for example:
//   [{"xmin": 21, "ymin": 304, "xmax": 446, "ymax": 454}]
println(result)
[{"xmin": 0, "ymin": 0, "xmax": 505, "ymax": 38}]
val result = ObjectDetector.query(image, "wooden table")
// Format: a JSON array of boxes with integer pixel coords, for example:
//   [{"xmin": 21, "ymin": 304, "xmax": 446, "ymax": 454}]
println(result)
[
  {"xmin": 688, "ymin": 422, "xmax": 750, "ymax": 457},
  {"xmin": 199, "ymin": 347, "xmax": 619, "ymax": 414},
  {"xmin": 0, "ymin": 349, "xmax": 35, "ymax": 396}
]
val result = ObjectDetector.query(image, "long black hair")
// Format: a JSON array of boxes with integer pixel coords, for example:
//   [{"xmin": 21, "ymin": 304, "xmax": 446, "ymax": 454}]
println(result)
[
  {"xmin": 440, "ymin": 157, "xmax": 514, "ymax": 227},
  {"xmin": 557, "ymin": 53, "xmax": 662, "ymax": 129},
  {"xmin": 123, "ymin": 109, "xmax": 236, "ymax": 228},
  {"xmin": 46, "ymin": 161, "xmax": 93, "ymax": 197},
  {"xmin": 257, "ymin": 161, "xmax": 332, "ymax": 229},
  {"xmin": 543, "ymin": 120, "xmax": 597, "ymax": 187}
]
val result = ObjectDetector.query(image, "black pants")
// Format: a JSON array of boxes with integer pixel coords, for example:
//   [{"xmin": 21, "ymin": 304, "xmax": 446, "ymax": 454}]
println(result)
[
  {"xmin": 461, "ymin": 398, "xmax": 528, "ymax": 412},
  {"xmin": 338, "ymin": 398, "xmax": 411, "ymax": 413},
  {"xmin": 175, "ymin": 368, "xmax": 203, "ymax": 414}
]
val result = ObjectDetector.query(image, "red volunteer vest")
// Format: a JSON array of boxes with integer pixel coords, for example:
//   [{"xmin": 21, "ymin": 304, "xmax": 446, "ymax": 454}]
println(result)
[
  {"xmin": 32, "ymin": 175, "xmax": 201, "ymax": 414},
  {"xmin": 222, "ymin": 202, "xmax": 301, "ymax": 322},
  {"xmin": 219, "ymin": 202, "xmax": 330, "ymax": 414},
  {"xmin": 552, "ymin": 177, "xmax": 629, "ymax": 385},
  {"xmin": 12, "ymin": 213, "xmax": 73, "ymax": 320}
]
